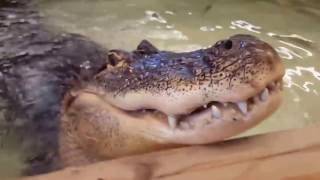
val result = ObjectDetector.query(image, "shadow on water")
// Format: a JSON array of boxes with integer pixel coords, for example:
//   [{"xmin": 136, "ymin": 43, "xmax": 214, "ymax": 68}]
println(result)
[{"xmin": 1, "ymin": 0, "xmax": 320, "ymax": 178}]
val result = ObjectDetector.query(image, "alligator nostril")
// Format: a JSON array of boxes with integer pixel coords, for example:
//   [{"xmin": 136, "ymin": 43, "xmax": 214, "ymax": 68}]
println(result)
[{"xmin": 223, "ymin": 40, "xmax": 233, "ymax": 50}]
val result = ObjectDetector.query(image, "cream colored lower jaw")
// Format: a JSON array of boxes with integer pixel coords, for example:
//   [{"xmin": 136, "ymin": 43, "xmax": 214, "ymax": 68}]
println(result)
[{"xmin": 133, "ymin": 90, "xmax": 282, "ymax": 145}]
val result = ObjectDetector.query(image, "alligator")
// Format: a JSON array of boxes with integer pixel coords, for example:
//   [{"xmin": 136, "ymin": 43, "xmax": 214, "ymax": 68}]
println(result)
[{"xmin": 0, "ymin": 0, "xmax": 285, "ymax": 176}]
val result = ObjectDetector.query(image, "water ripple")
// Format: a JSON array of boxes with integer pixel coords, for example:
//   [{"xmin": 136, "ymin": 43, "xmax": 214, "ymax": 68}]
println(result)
[
  {"xmin": 284, "ymin": 66, "xmax": 320, "ymax": 95},
  {"xmin": 143, "ymin": 10, "xmax": 167, "ymax": 24},
  {"xmin": 279, "ymin": 40, "xmax": 313, "ymax": 57},
  {"xmin": 230, "ymin": 20, "xmax": 261, "ymax": 33},
  {"xmin": 276, "ymin": 46, "xmax": 303, "ymax": 60}
]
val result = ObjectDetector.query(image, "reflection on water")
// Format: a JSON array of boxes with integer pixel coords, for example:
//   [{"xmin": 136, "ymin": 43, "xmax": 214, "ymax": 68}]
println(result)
[
  {"xmin": 231, "ymin": 20, "xmax": 261, "ymax": 33},
  {"xmin": 1, "ymin": 0, "xmax": 320, "ymax": 177},
  {"xmin": 285, "ymin": 66, "xmax": 320, "ymax": 95},
  {"xmin": 276, "ymin": 39, "xmax": 313, "ymax": 59}
]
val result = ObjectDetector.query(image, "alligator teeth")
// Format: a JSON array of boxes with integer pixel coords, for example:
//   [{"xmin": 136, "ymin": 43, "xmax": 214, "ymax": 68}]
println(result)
[
  {"xmin": 260, "ymin": 88, "xmax": 269, "ymax": 101},
  {"xmin": 211, "ymin": 105, "xmax": 221, "ymax": 119},
  {"xmin": 168, "ymin": 116, "xmax": 177, "ymax": 129},
  {"xmin": 203, "ymin": 104, "xmax": 207, "ymax": 108},
  {"xmin": 236, "ymin": 101, "xmax": 248, "ymax": 114}
]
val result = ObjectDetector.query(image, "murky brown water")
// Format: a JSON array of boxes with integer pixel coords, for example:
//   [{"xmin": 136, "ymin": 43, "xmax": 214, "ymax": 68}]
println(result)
[{"xmin": 1, "ymin": 0, "xmax": 320, "ymax": 178}]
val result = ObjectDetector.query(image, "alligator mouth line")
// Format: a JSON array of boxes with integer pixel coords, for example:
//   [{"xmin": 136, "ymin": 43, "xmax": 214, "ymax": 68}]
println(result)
[{"xmin": 123, "ymin": 78, "xmax": 283, "ymax": 131}]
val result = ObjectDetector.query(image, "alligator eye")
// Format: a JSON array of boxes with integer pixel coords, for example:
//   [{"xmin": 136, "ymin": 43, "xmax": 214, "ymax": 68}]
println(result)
[
  {"xmin": 108, "ymin": 55, "xmax": 117, "ymax": 66},
  {"xmin": 107, "ymin": 50, "xmax": 133, "ymax": 68},
  {"xmin": 223, "ymin": 40, "xmax": 233, "ymax": 50},
  {"xmin": 107, "ymin": 50, "xmax": 125, "ymax": 66}
]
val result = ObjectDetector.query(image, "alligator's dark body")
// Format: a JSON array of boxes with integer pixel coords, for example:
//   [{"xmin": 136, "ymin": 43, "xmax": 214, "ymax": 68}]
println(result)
[{"xmin": 0, "ymin": 0, "xmax": 108, "ymax": 175}]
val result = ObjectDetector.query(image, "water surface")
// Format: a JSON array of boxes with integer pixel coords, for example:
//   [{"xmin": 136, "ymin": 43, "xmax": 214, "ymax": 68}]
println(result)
[
  {"xmin": 1, "ymin": 0, "xmax": 320, "ymax": 178},
  {"xmin": 37, "ymin": 0, "xmax": 320, "ymax": 135}
]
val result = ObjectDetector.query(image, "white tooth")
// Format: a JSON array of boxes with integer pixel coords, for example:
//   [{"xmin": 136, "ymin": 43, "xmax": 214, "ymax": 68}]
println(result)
[
  {"xmin": 168, "ymin": 116, "xmax": 177, "ymax": 129},
  {"xmin": 260, "ymin": 88, "xmax": 269, "ymax": 101},
  {"xmin": 236, "ymin": 101, "xmax": 248, "ymax": 114},
  {"xmin": 203, "ymin": 104, "xmax": 207, "ymax": 108},
  {"xmin": 211, "ymin": 105, "xmax": 221, "ymax": 119}
]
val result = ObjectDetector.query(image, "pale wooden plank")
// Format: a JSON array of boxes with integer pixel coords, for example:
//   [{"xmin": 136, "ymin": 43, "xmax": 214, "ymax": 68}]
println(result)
[{"xmin": 23, "ymin": 123, "xmax": 320, "ymax": 180}]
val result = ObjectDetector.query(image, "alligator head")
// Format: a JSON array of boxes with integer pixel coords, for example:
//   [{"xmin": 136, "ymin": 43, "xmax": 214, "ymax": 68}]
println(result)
[{"xmin": 60, "ymin": 34, "xmax": 284, "ymax": 166}]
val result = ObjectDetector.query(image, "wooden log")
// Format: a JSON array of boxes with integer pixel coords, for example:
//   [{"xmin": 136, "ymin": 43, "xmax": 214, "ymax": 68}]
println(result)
[{"xmin": 23, "ymin": 123, "xmax": 320, "ymax": 180}]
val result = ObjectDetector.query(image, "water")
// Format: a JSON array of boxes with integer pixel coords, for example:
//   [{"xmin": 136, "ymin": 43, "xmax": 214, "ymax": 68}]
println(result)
[
  {"xmin": 1, "ymin": 0, "xmax": 320, "ymax": 178},
  {"xmin": 36, "ymin": 0, "xmax": 320, "ymax": 135}
]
